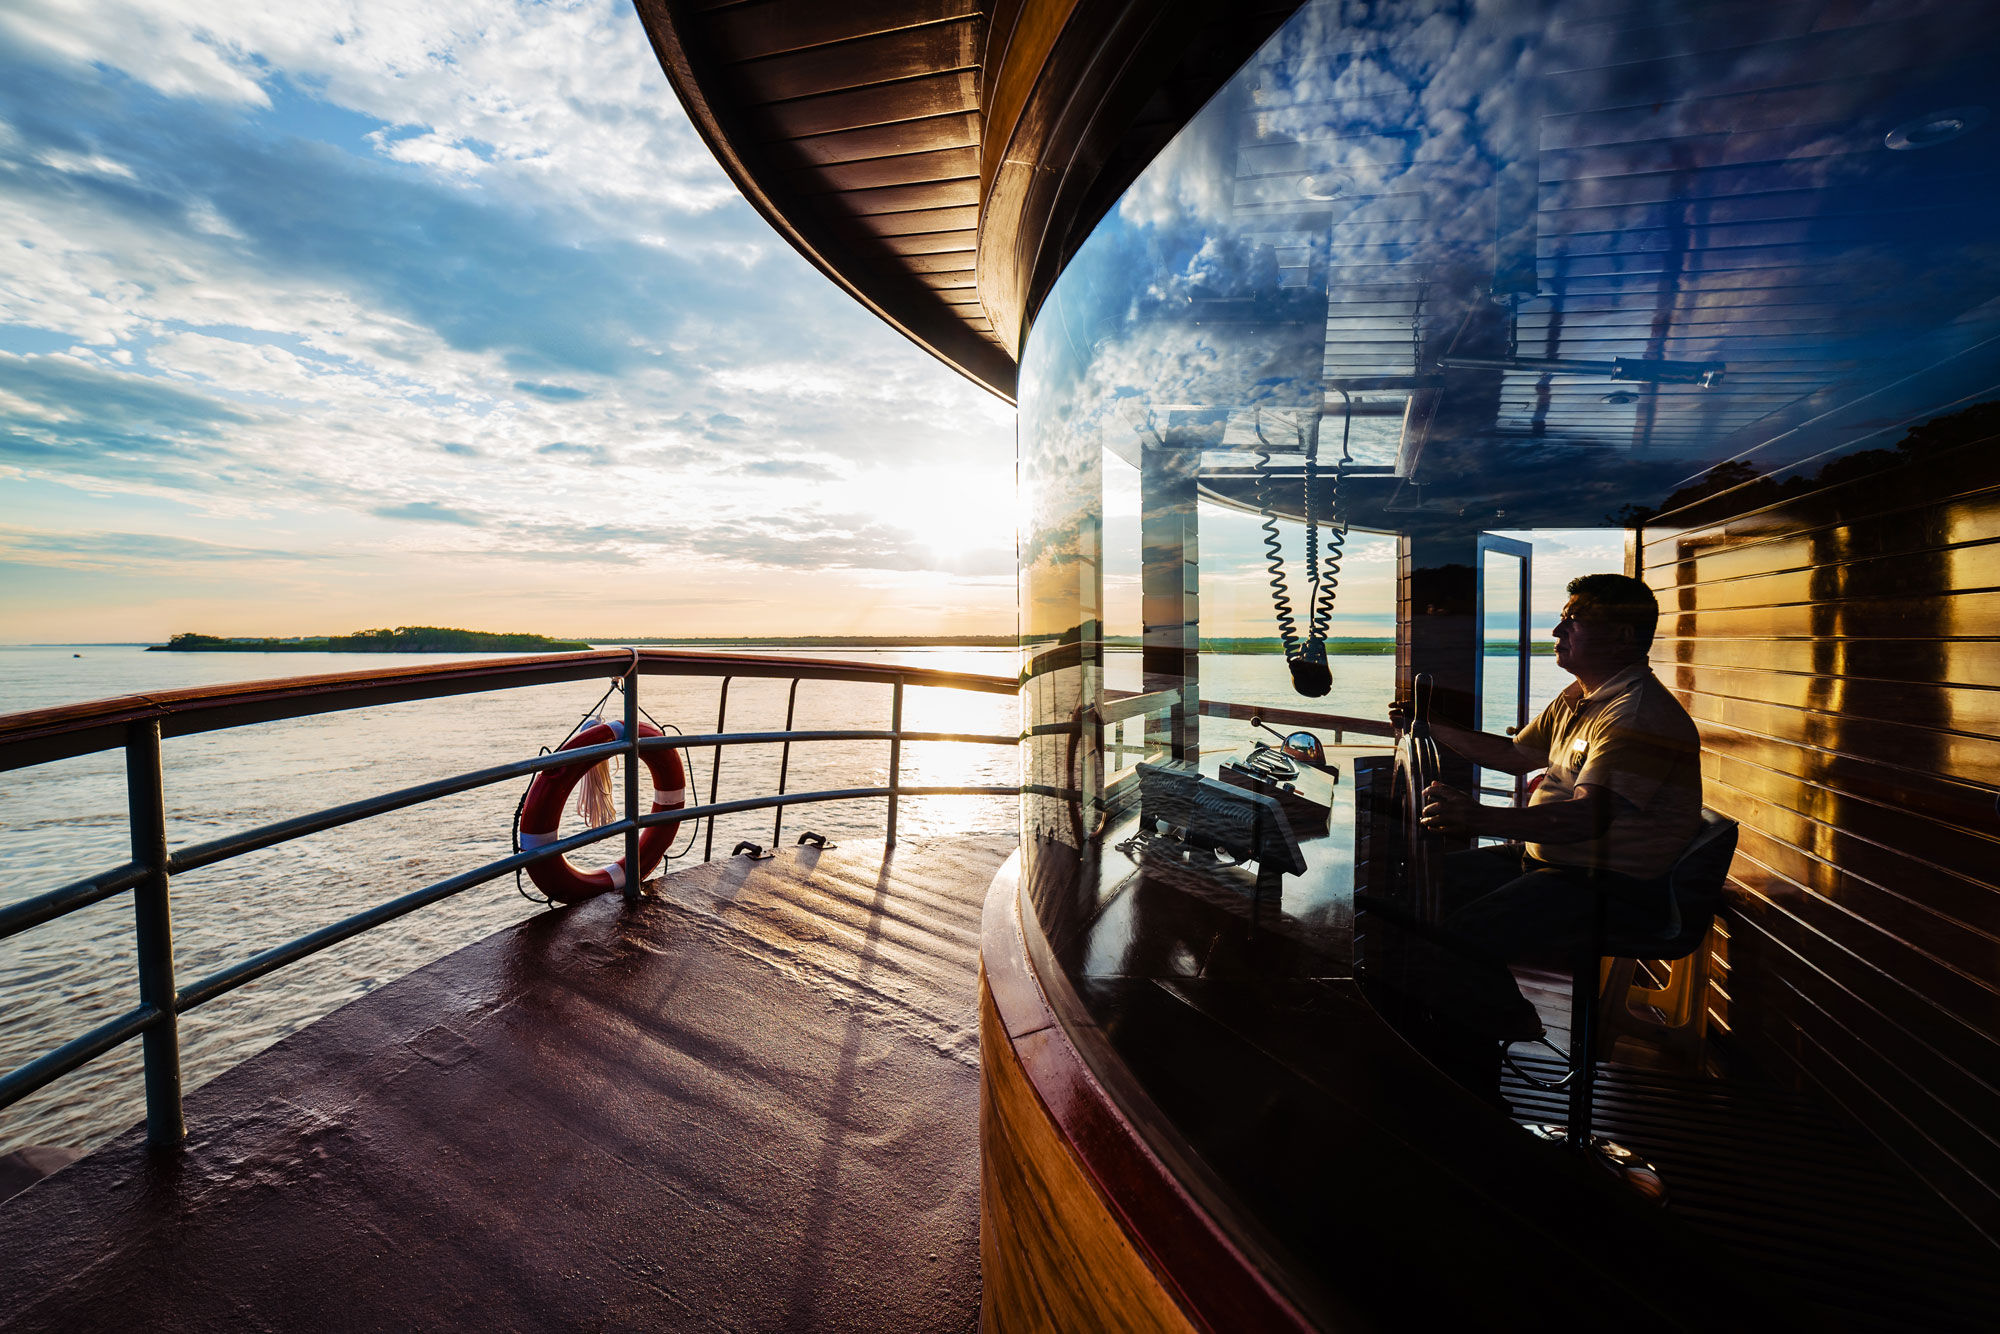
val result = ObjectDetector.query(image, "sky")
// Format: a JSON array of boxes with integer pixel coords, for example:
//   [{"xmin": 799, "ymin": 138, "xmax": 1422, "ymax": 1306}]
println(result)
[{"xmin": 0, "ymin": 0, "xmax": 1019, "ymax": 642}]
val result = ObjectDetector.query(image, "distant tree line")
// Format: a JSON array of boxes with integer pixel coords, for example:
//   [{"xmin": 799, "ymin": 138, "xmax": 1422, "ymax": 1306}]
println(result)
[{"xmin": 153, "ymin": 627, "xmax": 591, "ymax": 653}]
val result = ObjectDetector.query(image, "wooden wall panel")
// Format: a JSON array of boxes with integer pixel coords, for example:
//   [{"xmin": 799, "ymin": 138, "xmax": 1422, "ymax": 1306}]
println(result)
[
  {"xmin": 1639, "ymin": 415, "xmax": 2000, "ymax": 1242},
  {"xmin": 979, "ymin": 988, "xmax": 1201, "ymax": 1334}
]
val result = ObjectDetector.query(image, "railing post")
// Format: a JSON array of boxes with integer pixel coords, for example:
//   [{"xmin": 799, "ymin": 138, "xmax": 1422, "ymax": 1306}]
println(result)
[
  {"xmin": 622, "ymin": 671, "xmax": 641, "ymax": 907},
  {"xmin": 127, "ymin": 720, "xmax": 184, "ymax": 1148},
  {"xmin": 773, "ymin": 677, "xmax": 801, "ymax": 847},
  {"xmin": 703, "ymin": 677, "xmax": 731, "ymax": 862},
  {"xmin": 885, "ymin": 678, "xmax": 904, "ymax": 847}
]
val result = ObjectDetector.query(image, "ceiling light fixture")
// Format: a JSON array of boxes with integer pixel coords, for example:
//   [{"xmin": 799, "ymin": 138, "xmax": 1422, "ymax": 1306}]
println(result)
[
  {"xmin": 1886, "ymin": 106, "xmax": 1987, "ymax": 150},
  {"xmin": 1297, "ymin": 173, "xmax": 1352, "ymax": 200}
]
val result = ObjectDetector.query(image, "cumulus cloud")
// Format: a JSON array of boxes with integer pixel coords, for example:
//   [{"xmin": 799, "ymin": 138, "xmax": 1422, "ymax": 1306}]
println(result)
[
  {"xmin": 0, "ymin": 524, "xmax": 330, "ymax": 570},
  {"xmin": 371, "ymin": 501, "xmax": 486, "ymax": 526},
  {"xmin": 0, "ymin": 1, "xmax": 1018, "ymax": 637}
]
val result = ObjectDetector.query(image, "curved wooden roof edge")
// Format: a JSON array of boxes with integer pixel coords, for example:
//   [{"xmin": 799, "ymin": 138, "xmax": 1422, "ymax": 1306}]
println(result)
[
  {"xmin": 631, "ymin": 0, "xmax": 1020, "ymax": 401},
  {"xmin": 633, "ymin": 1, "xmax": 1303, "ymax": 406}
]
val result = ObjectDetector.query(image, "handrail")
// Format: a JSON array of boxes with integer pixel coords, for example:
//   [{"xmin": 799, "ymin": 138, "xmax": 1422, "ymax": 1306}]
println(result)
[
  {"xmin": 0, "ymin": 649, "xmax": 1021, "ymax": 1147},
  {"xmin": 0, "ymin": 647, "xmax": 1017, "ymax": 773},
  {"xmin": 1196, "ymin": 698, "xmax": 1394, "ymax": 739},
  {"xmin": 0, "ymin": 644, "xmax": 1376, "ymax": 1154}
]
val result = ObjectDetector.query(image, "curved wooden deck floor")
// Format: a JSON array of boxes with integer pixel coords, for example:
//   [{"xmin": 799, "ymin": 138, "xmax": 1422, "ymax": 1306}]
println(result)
[{"xmin": 0, "ymin": 836, "xmax": 1013, "ymax": 1333}]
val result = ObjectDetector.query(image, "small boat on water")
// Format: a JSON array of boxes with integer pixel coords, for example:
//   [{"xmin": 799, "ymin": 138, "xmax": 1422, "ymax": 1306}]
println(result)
[{"xmin": 4, "ymin": 2, "xmax": 1999, "ymax": 1329}]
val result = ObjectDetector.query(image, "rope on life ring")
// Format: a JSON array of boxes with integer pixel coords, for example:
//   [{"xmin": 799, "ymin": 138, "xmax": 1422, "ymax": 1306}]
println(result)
[{"xmin": 516, "ymin": 719, "xmax": 688, "ymax": 903}]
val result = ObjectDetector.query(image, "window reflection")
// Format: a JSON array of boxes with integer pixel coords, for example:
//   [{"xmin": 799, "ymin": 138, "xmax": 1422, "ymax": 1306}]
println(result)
[{"xmin": 1019, "ymin": 0, "xmax": 2000, "ymax": 949}]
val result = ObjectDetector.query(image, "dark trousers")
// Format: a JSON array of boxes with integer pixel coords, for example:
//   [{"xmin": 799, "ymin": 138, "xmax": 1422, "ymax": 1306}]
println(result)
[
  {"xmin": 1441, "ymin": 845, "xmax": 1673, "ymax": 964},
  {"xmin": 1380, "ymin": 846, "xmax": 1672, "ymax": 1041}
]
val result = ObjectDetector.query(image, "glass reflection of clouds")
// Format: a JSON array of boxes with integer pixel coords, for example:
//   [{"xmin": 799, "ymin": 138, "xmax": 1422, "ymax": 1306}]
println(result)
[
  {"xmin": 1017, "ymin": 0, "xmax": 2000, "ymax": 946},
  {"xmin": 1025, "ymin": 0, "xmax": 2000, "ymax": 537}
]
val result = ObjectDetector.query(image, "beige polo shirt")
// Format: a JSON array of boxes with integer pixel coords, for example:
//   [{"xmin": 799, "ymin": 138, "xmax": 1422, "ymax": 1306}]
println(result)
[{"xmin": 1512, "ymin": 661, "xmax": 1702, "ymax": 879}]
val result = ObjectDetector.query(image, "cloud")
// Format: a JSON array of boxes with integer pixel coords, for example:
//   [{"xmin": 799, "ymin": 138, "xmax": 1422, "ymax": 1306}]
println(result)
[
  {"xmin": 0, "ymin": 350, "xmax": 255, "ymax": 471},
  {"xmin": 512, "ymin": 380, "xmax": 588, "ymax": 401},
  {"xmin": 0, "ymin": 524, "xmax": 327, "ymax": 570},
  {"xmin": 737, "ymin": 458, "xmax": 839, "ymax": 480},
  {"xmin": 0, "ymin": 1, "xmax": 1019, "ymax": 640},
  {"xmin": 371, "ymin": 501, "xmax": 485, "ymax": 526},
  {"xmin": 535, "ymin": 441, "xmax": 610, "ymax": 463}
]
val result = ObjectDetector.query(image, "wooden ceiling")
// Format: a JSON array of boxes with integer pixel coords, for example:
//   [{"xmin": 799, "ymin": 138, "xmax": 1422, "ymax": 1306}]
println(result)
[{"xmin": 633, "ymin": 0, "xmax": 1302, "ymax": 402}]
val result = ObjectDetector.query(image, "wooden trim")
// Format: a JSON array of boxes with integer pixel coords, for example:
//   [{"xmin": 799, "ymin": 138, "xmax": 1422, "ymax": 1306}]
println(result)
[
  {"xmin": 980, "ymin": 988, "xmax": 1199, "ymax": 1334},
  {"xmin": 977, "ymin": 853, "xmax": 1316, "ymax": 1334},
  {"xmin": 632, "ymin": 1, "xmax": 1018, "ymax": 400}
]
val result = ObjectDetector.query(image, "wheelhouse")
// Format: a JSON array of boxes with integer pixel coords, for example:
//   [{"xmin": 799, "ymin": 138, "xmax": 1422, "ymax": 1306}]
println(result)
[{"xmin": 650, "ymin": 1, "xmax": 2000, "ymax": 1326}]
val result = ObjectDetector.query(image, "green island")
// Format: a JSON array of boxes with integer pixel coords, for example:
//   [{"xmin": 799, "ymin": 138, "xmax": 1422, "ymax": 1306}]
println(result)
[{"xmin": 150, "ymin": 627, "xmax": 593, "ymax": 653}]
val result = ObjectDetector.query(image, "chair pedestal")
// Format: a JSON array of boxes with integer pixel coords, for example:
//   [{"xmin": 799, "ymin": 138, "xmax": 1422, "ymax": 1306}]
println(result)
[
  {"xmin": 1526, "ymin": 899, "xmax": 1672, "ymax": 1205},
  {"xmin": 1515, "ymin": 810, "xmax": 1738, "ymax": 1206}
]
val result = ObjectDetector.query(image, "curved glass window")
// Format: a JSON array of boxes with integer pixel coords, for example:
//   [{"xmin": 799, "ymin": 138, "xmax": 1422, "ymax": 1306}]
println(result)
[{"xmin": 1017, "ymin": 0, "xmax": 2000, "ymax": 1309}]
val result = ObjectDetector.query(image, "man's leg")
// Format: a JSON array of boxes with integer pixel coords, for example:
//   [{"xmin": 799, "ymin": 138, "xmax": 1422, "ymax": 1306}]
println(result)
[{"xmin": 1364, "ymin": 847, "xmax": 1550, "ymax": 1042}]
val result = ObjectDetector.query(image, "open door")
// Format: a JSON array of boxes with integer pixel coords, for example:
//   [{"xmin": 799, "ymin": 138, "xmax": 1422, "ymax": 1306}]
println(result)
[{"xmin": 1474, "ymin": 533, "xmax": 1532, "ymax": 811}]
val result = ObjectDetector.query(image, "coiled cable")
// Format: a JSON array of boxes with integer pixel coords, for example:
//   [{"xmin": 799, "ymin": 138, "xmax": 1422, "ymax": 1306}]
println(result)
[
  {"xmin": 1254, "ymin": 411, "xmax": 1301, "ymax": 659},
  {"xmin": 1310, "ymin": 389, "xmax": 1355, "ymax": 644}
]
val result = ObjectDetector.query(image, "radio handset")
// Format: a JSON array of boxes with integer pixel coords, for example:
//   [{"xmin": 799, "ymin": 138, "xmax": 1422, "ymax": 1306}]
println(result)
[
  {"xmin": 1289, "ymin": 644, "xmax": 1331, "ymax": 697},
  {"xmin": 1256, "ymin": 394, "xmax": 1353, "ymax": 699}
]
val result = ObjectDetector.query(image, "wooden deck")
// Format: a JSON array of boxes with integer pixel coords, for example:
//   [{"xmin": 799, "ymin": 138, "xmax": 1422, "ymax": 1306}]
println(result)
[{"xmin": 0, "ymin": 836, "xmax": 1013, "ymax": 1333}]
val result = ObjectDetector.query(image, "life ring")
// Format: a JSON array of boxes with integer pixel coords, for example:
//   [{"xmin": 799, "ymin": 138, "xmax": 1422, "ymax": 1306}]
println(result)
[{"xmin": 517, "ymin": 719, "xmax": 688, "ymax": 903}]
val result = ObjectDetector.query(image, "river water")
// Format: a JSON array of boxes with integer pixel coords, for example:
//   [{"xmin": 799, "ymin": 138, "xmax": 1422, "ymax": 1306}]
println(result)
[{"xmin": 0, "ymin": 644, "xmax": 1562, "ymax": 1152}]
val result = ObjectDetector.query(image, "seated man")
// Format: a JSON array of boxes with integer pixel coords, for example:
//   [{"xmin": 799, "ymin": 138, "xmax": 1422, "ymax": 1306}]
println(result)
[{"xmin": 1391, "ymin": 572, "xmax": 1702, "ymax": 1046}]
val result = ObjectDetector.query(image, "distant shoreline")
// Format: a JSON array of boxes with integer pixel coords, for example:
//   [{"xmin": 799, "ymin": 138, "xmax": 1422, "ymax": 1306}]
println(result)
[{"xmin": 150, "ymin": 628, "xmax": 591, "ymax": 654}]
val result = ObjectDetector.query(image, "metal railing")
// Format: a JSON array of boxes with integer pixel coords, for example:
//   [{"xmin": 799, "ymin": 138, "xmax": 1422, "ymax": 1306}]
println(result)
[{"xmin": 0, "ymin": 648, "xmax": 1018, "ymax": 1148}]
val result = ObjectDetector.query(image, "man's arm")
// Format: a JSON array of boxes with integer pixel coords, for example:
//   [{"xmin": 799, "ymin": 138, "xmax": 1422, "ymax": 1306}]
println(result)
[
  {"xmin": 1420, "ymin": 781, "xmax": 1621, "ymax": 843},
  {"xmin": 1389, "ymin": 701, "xmax": 1542, "ymax": 775}
]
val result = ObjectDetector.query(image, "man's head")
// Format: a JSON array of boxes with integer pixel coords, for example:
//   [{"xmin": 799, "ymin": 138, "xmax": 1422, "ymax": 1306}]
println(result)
[{"xmin": 1554, "ymin": 573, "xmax": 1657, "ymax": 681}]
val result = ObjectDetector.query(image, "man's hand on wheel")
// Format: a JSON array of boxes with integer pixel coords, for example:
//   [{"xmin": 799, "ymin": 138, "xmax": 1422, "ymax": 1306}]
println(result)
[
  {"xmin": 1387, "ymin": 699, "xmax": 1411, "ymax": 733},
  {"xmin": 1419, "ymin": 781, "xmax": 1478, "ymax": 836}
]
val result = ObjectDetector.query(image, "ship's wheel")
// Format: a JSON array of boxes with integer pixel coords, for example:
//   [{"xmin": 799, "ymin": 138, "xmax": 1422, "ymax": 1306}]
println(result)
[{"xmin": 1386, "ymin": 673, "xmax": 1444, "ymax": 923}]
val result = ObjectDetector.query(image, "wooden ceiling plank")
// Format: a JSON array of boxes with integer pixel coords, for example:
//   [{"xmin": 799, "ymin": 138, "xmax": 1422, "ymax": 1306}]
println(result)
[
  {"xmin": 795, "ymin": 146, "xmax": 981, "ymax": 193},
  {"xmin": 780, "ymin": 112, "xmax": 982, "ymax": 167},
  {"xmin": 872, "ymin": 229, "xmax": 979, "ymax": 255},
  {"xmin": 730, "ymin": 20, "xmax": 982, "ymax": 104},
  {"xmin": 849, "ymin": 205, "xmax": 981, "ymax": 236},
  {"xmin": 898, "ymin": 251, "xmax": 979, "ymax": 274},
  {"xmin": 750, "ymin": 72, "xmax": 981, "ymax": 139},
  {"xmin": 832, "ymin": 178, "xmax": 983, "ymax": 215},
  {"xmin": 704, "ymin": 0, "xmax": 984, "ymax": 63}
]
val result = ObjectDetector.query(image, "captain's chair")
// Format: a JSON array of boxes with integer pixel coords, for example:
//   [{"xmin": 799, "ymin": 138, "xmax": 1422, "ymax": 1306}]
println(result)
[{"xmin": 1531, "ymin": 809, "xmax": 1739, "ymax": 1198}]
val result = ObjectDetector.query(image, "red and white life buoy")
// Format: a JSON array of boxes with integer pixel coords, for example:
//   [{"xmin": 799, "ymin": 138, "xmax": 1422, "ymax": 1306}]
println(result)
[{"xmin": 517, "ymin": 719, "xmax": 688, "ymax": 903}]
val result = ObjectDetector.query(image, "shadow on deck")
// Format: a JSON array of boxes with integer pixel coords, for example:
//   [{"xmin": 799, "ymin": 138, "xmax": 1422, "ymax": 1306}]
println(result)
[{"xmin": 0, "ymin": 836, "xmax": 1015, "ymax": 1333}]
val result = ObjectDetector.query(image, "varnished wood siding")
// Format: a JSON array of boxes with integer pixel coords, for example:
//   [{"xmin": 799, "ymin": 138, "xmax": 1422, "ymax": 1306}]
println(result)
[
  {"xmin": 1640, "ymin": 426, "xmax": 2000, "ymax": 1242},
  {"xmin": 978, "ymin": 985, "xmax": 1201, "ymax": 1334}
]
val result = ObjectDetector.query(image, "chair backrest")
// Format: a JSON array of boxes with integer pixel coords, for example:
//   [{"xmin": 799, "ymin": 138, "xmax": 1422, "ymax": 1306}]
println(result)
[{"xmin": 1659, "ymin": 809, "xmax": 1738, "ymax": 954}]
